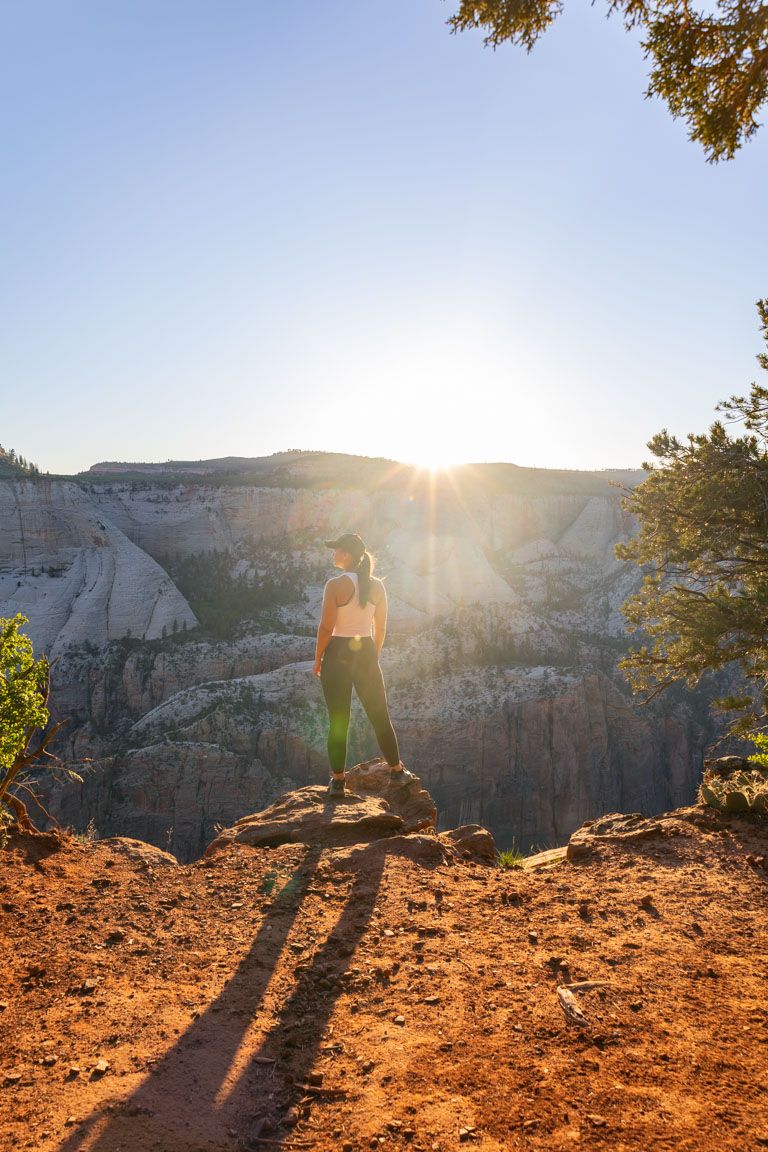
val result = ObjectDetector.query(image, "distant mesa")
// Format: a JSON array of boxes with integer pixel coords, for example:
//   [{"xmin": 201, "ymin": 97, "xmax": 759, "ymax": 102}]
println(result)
[
  {"xmin": 84, "ymin": 455, "xmax": 280, "ymax": 477},
  {"xmin": 82, "ymin": 452, "xmax": 643, "ymax": 493}
]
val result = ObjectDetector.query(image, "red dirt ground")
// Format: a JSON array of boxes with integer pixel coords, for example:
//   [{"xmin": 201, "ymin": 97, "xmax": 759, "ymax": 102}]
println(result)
[{"xmin": 2, "ymin": 805, "xmax": 768, "ymax": 1152}]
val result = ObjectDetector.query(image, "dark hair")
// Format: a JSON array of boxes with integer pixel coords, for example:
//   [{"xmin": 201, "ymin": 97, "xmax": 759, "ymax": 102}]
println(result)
[{"xmin": 356, "ymin": 550, "xmax": 374, "ymax": 607}]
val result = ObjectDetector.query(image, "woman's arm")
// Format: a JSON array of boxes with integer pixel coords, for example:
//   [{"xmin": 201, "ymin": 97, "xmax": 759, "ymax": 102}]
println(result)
[
  {"xmin": 313, "ymin": 580, "xmax": 339, "ymax": 677},
  {"xmin": 372, "ymin": 582, "xmax": 388, "ymax": 655}
]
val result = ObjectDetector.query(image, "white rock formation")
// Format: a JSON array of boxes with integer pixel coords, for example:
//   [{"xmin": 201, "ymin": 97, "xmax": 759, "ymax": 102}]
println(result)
[{"xmin": 0, "ymin": 480, "xmax": 197, "ymax": 655}]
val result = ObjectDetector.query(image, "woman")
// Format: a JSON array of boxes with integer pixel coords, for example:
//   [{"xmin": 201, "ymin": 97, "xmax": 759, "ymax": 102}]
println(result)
[{"xmin": 313, "ymin": 532, "xmax": 414, "ymax": 798}]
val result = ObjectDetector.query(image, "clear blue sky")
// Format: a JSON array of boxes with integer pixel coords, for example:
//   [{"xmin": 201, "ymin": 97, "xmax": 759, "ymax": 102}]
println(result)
[{"xmin": 2, "ymin": 0, "xmax": 766, "ymax": 474}]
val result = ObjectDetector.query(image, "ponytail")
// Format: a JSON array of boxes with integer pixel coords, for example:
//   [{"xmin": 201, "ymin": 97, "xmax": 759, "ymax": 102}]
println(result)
[{"xmin": 357, "ymin": 550, "xmax": 374, "ymax": 607}]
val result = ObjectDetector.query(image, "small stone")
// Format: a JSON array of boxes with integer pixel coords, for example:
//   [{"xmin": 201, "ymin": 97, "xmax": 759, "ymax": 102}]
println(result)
[
  {"xmin": 68, "ymin": 1065, "xmax": 81, "ymax": 1077},
  {"xmin": 586, "ymin": 1114, "xmax": 607, "ymax": 1127},
  {"xmin": 393, "ymin": 1014, "xmax": 405, "ymax": 1026},
  {"xmin": 307, "ymin": 1071, "xmax": 324, "ymax": 1086},
  {"xmin": 528, "ymin": 930, "xmax": 538, "ymax": 945},
  {"xmin": 4, "ymin": 1072, "xmax": 22, "ymax": 1086},
  {"xmin": 81, "ymin": 979, "xmax": 97, "ymax": 995},
  {"xmin": 283, "ymin": 1107, "xmax": 300, "ymax": 1128},
  {"xmin": 42, "ymin": 1055, "xmax": 58, "ymax": 1067},
  {"xmin": 512, "ymin": 1023, "xmax": 523, "ymax": 1033},
  {"xmin": 383, "ymin": 929, "xmax": 395, "ymax": 938},
  {"xmin": 640, "ymin": 894, "xmax": 654, "ymax": 907},
  {"xmin": 65, "ymin": 1116, "xmax": 78, "ymax": 1126},
  {"xmin": 361, "ymin": 1060, "xmax": 375, "ymax": 1074},
  {"xmin": 0, "ymin": 1001, "xmax": 8, "ymax": 1011},
  {"xmin": 92, "ymin": 1059, "xmax": 110, "ymax": 1075},
  {"xmin": 424, "ymin": 995, "xmax": 440, "ymax": 1005},
  {"xmin": 630, "ymin": 1000, "xmax": 643, "ymax": 1012}
]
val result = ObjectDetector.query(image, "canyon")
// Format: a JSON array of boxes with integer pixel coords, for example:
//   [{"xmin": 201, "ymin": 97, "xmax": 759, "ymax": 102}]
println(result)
[{"xmin": 0, "ymin": 453, "xmax": 713, "ymax": 860}]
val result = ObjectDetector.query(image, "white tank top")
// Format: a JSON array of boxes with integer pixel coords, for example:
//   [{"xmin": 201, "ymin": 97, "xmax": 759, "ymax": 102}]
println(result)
[{"xmin": 331, "ymin": 571, "xmax": 376, "ymax": 638}]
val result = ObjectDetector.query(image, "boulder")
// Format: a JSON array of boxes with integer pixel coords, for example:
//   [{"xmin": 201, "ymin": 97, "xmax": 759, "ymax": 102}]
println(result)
[
  {"xmin": 344, "ymin": 758, "xmax": 437, "ymax": 834},
  {"xmin": 205, "ymin": 785, "xmax": 404, "ymax": 855},
  {"xmin": 329, "ymin": 833, "xmax": 449, "ymax": 872},
  {"xmin": 97, "ymin": 837, "xmax": 179, "ymax": 868},
  {"xmin": 567, "ymin": 812, "xmax": 650, "ymax": 859},
  {"xmin": 438, "ymin": 824, "xmax": 496, "ymax": 863},
  {"xmin": 703, "ymin": 756, "xmax": 752, "ymax": 776}
]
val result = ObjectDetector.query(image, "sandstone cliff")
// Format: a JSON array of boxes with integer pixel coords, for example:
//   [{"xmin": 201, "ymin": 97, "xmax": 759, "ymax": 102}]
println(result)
[{"xmin": 0, "ymin": 479, "xmax": 196, "ymax": 655}]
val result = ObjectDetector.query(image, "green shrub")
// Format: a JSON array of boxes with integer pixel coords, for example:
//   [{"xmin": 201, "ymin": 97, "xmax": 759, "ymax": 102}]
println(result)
[
  {"xmin": 496, "ymin": 845, "xmax": 525, "ymax": 869},
  {"xmin": 0, "ymin": 615, "xmax": 76, "ymax": 839}
]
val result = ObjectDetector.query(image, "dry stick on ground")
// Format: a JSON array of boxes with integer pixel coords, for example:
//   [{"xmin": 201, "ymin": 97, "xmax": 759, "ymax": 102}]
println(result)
[{"xmin": 564, "ymin": 981, "xmax": 613, "ymax": 992}]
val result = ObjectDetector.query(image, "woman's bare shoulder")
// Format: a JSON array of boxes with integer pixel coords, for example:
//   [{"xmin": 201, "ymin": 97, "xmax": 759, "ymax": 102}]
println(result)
[
  {"xmin": 369, "ymin": 577, "xmax": 387, "ymax": 602},
  {"xmin": 324, "ymin": 573, "xmax": 354, "ymax": 594}
]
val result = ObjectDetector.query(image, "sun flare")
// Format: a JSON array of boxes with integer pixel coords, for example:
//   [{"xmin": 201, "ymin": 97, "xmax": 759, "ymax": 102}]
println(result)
[{"xmin": 407, "ymin": 451, "xmax": 464, "ymax": 473}]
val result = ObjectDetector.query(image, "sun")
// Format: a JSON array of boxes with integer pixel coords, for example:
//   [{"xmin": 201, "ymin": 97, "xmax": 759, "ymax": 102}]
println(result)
[{"xmin": 406, "ymin": 450, "xmax": 464, "ymax": 473}]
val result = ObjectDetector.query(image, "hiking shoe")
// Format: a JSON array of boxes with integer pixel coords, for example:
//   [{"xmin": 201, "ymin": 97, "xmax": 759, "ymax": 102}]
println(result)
[
  {"xmin": 327, "ymin": 776, "xmax": 346, "ymax": 799},
  {"xmin": 388, "ymin": 766, "xmax": 418, "ymax": 788}
]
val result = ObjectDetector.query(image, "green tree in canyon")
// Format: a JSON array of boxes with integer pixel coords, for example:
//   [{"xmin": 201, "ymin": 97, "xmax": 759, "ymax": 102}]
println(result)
[
  {"xmin": 0, "ymin": 615, "xmax": 66, "ymax": 837},
  {"xmin": 449, "ymin": 0, "xmax": 768, "ymax": 160},
  {"xmin": 617, "ymin": 299, "xmax": 768, "ymax": 736}
]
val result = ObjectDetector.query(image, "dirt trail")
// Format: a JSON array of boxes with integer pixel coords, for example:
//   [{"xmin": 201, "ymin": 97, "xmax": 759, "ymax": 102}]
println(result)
[{"xmin": 2, "ymin": 807, "xmax": 768, "ymax": 1152}]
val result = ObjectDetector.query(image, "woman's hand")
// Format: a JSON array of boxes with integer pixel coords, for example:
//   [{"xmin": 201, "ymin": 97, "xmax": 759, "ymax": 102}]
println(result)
[{"xmin": 313, "ymin": 657, "xmax": 323, "ymax": 678}]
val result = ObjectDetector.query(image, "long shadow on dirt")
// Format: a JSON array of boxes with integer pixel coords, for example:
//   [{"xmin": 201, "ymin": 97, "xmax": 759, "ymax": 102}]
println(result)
[{"xmin": 54, "ymin": 836, "xmax": 435, "ymax": 1151}]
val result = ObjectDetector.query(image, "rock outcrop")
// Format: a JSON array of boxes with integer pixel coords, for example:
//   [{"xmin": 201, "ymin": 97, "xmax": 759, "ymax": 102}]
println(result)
[
  {"xmin": 338, "ymin": 758, "xmax": 437, "ymax": 833},
  {"xmin": 566, "ymin": 803, "xmax": 720, "ymax": 860},
  {"xmin": 201, "ymin": 760, "xmax": 436, "ymax": 857},
  {"xmin": 96, "ymin": 836, "xmax": 179, "ymax": 868},
  {"xmin": 204, "ymin": 768, "xmax": 494, "ymax": 867},
  {"xmin": 205, "ymin": 786, "xmax": 405, "ymax": 854}
]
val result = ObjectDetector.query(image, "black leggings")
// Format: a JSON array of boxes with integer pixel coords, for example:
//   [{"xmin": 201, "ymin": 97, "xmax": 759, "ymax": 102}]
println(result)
[{"xmin": 320, "ymin": 636, "xmax": 400, "ymax": 772}]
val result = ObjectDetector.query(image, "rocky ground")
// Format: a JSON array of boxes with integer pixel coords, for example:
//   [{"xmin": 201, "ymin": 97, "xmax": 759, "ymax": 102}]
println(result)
[{"xmin": 2, "ymin": 783, "xmax": 768, "ymax": 1152}]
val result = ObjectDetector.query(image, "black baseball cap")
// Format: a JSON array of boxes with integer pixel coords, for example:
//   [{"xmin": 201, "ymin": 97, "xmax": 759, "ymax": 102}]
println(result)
[{"xmin": 324, "ymin": 533, "xmax": 365, "ymax": 559}]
